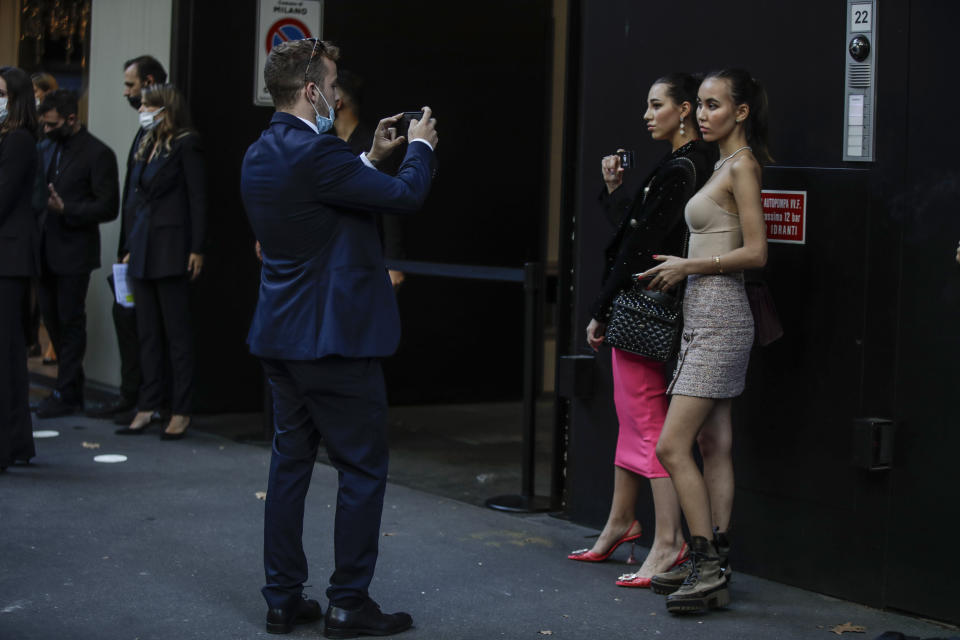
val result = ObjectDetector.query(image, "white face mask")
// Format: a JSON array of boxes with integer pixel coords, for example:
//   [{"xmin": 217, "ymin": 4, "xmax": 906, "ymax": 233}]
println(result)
[
  {"xmin": 139, "ymin": 107, "xmax": 164, "ymax": 131},
  {"xmin": 0, "ymin": 97, "xmax": 8, "ymax": 124}
]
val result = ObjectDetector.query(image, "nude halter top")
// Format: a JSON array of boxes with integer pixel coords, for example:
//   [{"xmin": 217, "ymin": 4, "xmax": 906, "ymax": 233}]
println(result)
[{"xmin": 684, "ymin": 191, "xmax": 743, "ymax": 260}]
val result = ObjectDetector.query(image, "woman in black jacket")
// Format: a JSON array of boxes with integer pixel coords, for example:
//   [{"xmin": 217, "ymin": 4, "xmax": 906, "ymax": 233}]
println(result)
[
  {"xmin": 0, "ymin": 66, "xmax": 40, "ymax": 470},
  {"xmin": 116, "ymin": 84, "xmax": 205, "ymax": 439},
  {"xmin": 567, "ymin": 74, "xmax": 714, "ymax": 587}
]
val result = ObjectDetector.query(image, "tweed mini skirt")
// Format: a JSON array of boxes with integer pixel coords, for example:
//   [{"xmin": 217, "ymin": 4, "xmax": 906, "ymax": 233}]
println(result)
[{"xmin": 667, "ymin": 273, "xmax": 754, "ymax": 399}]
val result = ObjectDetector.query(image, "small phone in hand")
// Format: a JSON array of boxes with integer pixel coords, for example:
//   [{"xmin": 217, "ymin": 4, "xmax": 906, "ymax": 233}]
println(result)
[
  {"xmin": 397, "ymin": 111, "xmax": 425, "ymax": 139},
  {"xmin": 618, "ymin": 150, "xmax": 637, "ymax": 169}
]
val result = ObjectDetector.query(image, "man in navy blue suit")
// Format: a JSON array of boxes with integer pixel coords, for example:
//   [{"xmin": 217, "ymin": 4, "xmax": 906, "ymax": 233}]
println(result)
[{"xmin": 240, "ymin": 38, "xmax": 437, "ymax": 638}]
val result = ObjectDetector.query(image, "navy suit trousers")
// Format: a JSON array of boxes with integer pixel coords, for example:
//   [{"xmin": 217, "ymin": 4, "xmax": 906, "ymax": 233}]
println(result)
[{"xmin": 260, "ymin": 356, "xmax": 388, "ymax": 609}]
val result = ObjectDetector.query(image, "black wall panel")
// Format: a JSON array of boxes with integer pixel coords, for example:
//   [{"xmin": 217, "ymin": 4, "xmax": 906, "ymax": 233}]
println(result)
[{"xmin": 882, "ymin": 0, "xmax": 960, "ymax": 623}]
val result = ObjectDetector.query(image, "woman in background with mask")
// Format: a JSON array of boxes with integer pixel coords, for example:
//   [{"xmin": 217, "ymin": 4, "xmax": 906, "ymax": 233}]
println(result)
[
  {"xmin": 116, "ymin": 83, "xmax": 205, "ymax": 440},
  {"xmin": 0, "ymin": 66, "xmax": 40, "ymax": 470}
]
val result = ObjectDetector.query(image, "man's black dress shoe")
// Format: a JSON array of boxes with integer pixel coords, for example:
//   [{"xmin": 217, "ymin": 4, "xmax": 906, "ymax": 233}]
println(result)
[
  {"xmin": 85, "ymin": 396, "xmax": 137, "ymax": 418},
  {"xmin": 266, "ymin": 597, "xmax": 323, "ymax": 634},
  {"xmin": 324, "ymin": 599, "xmax": 413, "ymax": 638},
  {"xmin": 34, "ymin": 393, "xmax": 82, "ymax": 419}
]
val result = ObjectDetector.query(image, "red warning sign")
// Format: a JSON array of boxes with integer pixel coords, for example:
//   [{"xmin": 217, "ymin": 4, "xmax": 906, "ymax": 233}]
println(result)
[
  {"xmin": 761, "ymin": 190, "xmax": 806, "ymax": 244},
  {"xmin": 265, "ymin": 18, "xmax": 312, "ymax": 54}
]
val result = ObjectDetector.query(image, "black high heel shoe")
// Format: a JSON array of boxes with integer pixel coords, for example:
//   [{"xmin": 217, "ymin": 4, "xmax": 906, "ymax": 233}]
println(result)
[
  {"xmin": 160, "ymin": 415, "xmax": 191, "ymax": 440},
  {"xmin": 115, "ymin": 411, "xmax": 161, "ymax": 435}
]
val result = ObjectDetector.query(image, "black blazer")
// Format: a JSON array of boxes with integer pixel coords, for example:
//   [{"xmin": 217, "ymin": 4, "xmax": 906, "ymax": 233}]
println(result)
[
  {"xmin": 0, "ymin": 128, "xmax": 41, "ymax": 277},
  {"xmin": 346, "ymin": 123, "xmax": 404, "ymax": 260},
  {"xmin": 122, "ymin": 132, "xmax": 206, "ymax": 279},
  {"xmin": 115, "ymin": 128, "xmax": 144, "ymax": 261},
  {"xmin": 590, "ymin": 140, "xmax": 715, "ymax": 322},
  {"xmin": 42, "ymin": 127, "xmax": 120, "ymax": 275}
]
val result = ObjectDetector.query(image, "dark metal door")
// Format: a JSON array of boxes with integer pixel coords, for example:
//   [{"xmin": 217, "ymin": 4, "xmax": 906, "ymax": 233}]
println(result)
[{"xmin": 882, "ymin": 0, "xmax": 960, "ymax": 622}]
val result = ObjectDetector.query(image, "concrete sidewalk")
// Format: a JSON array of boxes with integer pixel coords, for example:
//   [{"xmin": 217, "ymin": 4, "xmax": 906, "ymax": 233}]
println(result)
[{"xmin": 1, "ymin": 413, "xmax": 954, "ymax": 640}]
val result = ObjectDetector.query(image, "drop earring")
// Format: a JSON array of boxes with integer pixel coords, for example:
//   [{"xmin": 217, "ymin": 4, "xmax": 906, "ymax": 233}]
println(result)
[{"xmin": 679, "ymin": 120, "xmax": 686, "ymax": 137}]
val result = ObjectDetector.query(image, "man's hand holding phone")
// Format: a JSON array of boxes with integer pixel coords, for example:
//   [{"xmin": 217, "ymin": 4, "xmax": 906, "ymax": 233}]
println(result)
[
  {"xmin": 368, "ymin": 113, "xmax": 406, "ymax": 165},
  {"xmin": 368, "ymin": 106, "xmax": 438, "ymax": 166},
  {"xmin": 407, "ymin": 106, "xmax": 438, "ymax": 150}
]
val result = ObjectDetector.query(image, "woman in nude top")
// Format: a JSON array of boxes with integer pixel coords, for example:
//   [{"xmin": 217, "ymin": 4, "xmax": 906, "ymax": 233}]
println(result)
[{"xmin": 638, "ymin": 68, "xmax": 771, "ymax": 614}]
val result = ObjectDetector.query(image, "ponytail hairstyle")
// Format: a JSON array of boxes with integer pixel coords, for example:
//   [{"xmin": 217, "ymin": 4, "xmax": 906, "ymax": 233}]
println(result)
[
  {"xmin": 705, "ymin": 68, "xmax": 773, "ymax": 164},
  {"xmin": 654, "ymin": 72, "xmax": 703, "ymax": 136}
]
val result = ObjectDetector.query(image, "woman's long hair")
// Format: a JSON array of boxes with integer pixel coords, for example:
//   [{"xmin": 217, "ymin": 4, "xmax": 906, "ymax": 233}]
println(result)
[
  {"xmin": 0, "ymin": 66, "xmax": 39, "ymax": 139},
  {"xmin": 705, "ymin": 68, "xmax": 773, "ymax": 164},
  {"xmin": 135, "ymin": 83, "xmax": 194, "ymax": 161},
  {"xmin": 655, "ymin": 72, "xmax": 703, "ymax": 137}
]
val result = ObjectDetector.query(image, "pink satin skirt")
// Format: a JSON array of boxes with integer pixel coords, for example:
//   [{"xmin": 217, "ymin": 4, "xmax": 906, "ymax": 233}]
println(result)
[{"xmin": 611, "ymin": 347, "xmax": 670, "ymax": 479}]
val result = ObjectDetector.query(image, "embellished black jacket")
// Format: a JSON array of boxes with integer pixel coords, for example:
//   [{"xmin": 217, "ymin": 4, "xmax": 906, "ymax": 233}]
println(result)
[{"xmin": 590, "ymin": 140, "xmax": 715, "ymax": 322}]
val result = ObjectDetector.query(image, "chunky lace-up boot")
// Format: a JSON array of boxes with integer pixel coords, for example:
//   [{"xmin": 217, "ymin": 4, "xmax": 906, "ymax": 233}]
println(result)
[
  {"xmin": 665, "ymin": 535, "xmax": 730, "ymax": 613},
  {"xmin": 714, "ymin": 528, "xmax": 732, "ymax": 582},
  {"xmin": 652, "ymin": 530, "xmax": 731, "ymax": 595},
  {"xmin": 651, "ymin": 554, "xmax": 693, "ymax": 595}
]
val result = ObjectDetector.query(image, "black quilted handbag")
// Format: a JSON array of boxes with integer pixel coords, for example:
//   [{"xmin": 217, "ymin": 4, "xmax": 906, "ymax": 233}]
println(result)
[
  {"xmin": 604, "ymin": 281, "xmax": 684, "ymax": 362},
  {"xmin": 602, "ymin": 155, "xmax": 694, "ymax": 361}
]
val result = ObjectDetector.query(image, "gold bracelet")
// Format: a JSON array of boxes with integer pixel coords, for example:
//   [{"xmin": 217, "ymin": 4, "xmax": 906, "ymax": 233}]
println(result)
[{"xmin": 713, "ymin": 255, "xmax": 723, "ymax": 274}]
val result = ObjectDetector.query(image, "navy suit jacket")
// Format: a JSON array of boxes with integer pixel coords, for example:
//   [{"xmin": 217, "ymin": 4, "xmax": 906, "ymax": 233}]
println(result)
[{"xmin": 240, "ymin": 112, "xmax": 434, "ymax": 360}]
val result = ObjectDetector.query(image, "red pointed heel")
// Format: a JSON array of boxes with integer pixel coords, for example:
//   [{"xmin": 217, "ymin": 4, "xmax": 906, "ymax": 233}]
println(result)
[
  {"xmin": 567, "ymin": 521, "xmax": 642, "ymax": 563},
  {"xmin": 615, "ymin": 542, "xmax": 689, "ymax": 588},
  {"xmin": 670, "ymin": 541, "xmax": 689, "ymax": 568}
]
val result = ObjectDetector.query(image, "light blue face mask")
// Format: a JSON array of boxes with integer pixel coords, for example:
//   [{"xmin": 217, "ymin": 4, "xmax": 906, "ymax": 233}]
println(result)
[{"xmin": 309, "ymin": 85, "xmax": 335, "ymax": 134}]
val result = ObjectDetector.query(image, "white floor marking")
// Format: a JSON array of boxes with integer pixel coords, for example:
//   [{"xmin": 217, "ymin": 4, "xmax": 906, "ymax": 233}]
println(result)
[{"xmin": 93, "ymin": 454, "xmax": 128, "ymax": 463}]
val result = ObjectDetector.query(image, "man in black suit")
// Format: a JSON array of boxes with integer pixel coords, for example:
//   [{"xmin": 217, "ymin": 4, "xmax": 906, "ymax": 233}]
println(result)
[
  {"xmin": 34, "ymin": 90, "xmax": 119, "ymax": 418},
  {"xmin": 333, "ymin": 70, "xmax": 406, "ymax": 289},
  {"xmin": 86, "ymin": 55, "xmax": 168, "ymax": 421}
]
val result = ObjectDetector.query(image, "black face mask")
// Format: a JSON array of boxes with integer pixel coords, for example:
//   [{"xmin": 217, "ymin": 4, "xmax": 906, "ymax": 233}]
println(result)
[
  {"xmin": 46, "ymin": 122, "xmax": 73, "ymax": 142},
  {"xmin": 127, "ymin": 94, "xmax": 142, "ymax": 110}
]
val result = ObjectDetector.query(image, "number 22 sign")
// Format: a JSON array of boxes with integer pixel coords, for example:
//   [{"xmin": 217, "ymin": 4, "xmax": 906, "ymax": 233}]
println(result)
[{"xmin": 851, "ymin": 3, "xmax": 872, "ymax": 33}]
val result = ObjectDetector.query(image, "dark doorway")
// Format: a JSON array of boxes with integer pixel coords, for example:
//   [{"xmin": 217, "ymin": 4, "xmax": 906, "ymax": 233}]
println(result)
[
  {"xmin": 170, "ymin": 1, "xmax": 560, "ymax": 509},
  {"xmin": 171, "ymin": 0, "xmax": 554, "ymax": 412}
]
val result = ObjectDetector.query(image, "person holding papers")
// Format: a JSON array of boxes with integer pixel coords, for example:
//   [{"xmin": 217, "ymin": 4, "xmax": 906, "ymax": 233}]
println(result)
[{"xmin": 116, "ymin": 84, "xmax": 205, "ymax": 440}]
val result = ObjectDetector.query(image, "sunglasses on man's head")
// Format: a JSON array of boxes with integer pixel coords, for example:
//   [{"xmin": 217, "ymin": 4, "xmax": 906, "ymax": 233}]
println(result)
[{"xmin": 303, "ymin": 37, "xmax": 326, "ymax": 87}]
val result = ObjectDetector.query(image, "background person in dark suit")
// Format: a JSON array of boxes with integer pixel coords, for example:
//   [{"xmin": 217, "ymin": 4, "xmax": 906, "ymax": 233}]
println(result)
[
  {"xmin": 241, "ymin": 38, "xmax": 437, "ymax": 637},
  {"xmin": 116, "ymin": 83, "xmax": 204, "ymax": 440},
  {"xmin": 0, "ymin": 66, "xmax": 40, "ymax": 471},
  {"xmin": 334, "ymin": 69, "xmax": 406, "ymax": 289},
  {"xmin": 34, "ymin": 89, "xmax": 120, "ymax": 419},
  {"xmin": 87, "ymin": 55, "xmax": 169, "ymax": 422}
]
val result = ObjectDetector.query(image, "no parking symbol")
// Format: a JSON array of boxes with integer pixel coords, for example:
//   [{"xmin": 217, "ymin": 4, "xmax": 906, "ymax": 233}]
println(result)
[
  {"xmin": 266, "ymin": 18, "xmax": 312, "ymax": 53},
  {"xmin": 254, "ymin": 0, "xmax": 324, "ymax": 106}
]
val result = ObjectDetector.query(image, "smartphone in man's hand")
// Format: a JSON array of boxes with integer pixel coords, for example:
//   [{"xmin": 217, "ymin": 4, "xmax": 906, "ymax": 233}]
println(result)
[{"xmin": 397, "ymin": 111, "xmax": 425, "ymax": 139}]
